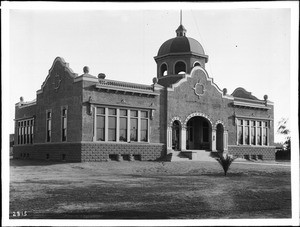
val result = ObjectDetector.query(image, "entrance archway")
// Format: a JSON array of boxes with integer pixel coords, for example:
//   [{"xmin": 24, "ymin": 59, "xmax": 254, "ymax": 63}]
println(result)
[
  {"xmin": 186, "ymin": 116, "xmax": 211, "ymax": 150},
  {"xmin": 216, "ymin": 123, "xmax": 224, "ymax": 151},
  {"xmin": 172, "ymin": 120, "xmax": 180, "ymax": 151}
]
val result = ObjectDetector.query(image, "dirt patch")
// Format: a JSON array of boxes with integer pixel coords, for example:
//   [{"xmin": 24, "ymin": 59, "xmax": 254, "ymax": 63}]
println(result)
[{"xmin": 10, "ymin": 159, "xmax": 291, "ymax": 219}]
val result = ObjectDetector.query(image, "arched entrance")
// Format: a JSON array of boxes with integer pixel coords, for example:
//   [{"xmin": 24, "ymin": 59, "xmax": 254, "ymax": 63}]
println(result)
[
  {"xmin": 172, "ymin": 120, "xmax": 180, "ymax": 151},
  {"xmin": 216, "ymin": 123, "xmax": 224, "ymax": 151},
  {"xmin": 186, "ymin": 116, "xmax": 211, "ymax": 150}
]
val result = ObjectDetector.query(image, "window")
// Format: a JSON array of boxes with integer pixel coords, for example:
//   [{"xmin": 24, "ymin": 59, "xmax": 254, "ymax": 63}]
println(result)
[
  {"xmin": 245, "ymin": 120, "xmax": 250, "ymax": 145},
  {"xmin": 257, "ymin": 121, "xmax": 262, "ymax": 145},
  {"xmin": 61, "ymin": 107, "xmax": 67, "ymax": 141},
  {"xmin": 130, "ymin": 110, "xmax": 138, "ymax": 142},
  {"xmin": 263, "ymin": 122, "xmax": 268, "ymax": 145},
  {"xmin": 96, "ymin": 107, "xmax": 105, "ymax": 141},
  {"xmin": 46, "ymin": 111, "xmax": 52, "ymax": 142},
  {"xmin": 237, "ymin": 120, "xmax": 243, "ymax": 145},
  {"xmin": 16, "ymin": 119, "xmax": 34, "ymax": 145},
  {"xmin": 237, "ymin": 119, "xmax": 268, "ymax": 146},
  {"xmin": 119, "ymin": 109, "xmax": 127, "ymax": 142},
  {"xmin": 95, "ymin": 107, "xmax": 150, "ymax": 143},
  {"xmin": 108, "ymin": 108, "xmax": 117, "ymax": 141},
  {"xmin": 251, "ymin": 121, "xmax": 256, "ymax": 145},
  {"xmin": 30, "ymin": 119, "xmax": 34, "ymax": 143},
  {"xmin": 140, "ymin": 111, "xmax": 148, "ymax": 142}
]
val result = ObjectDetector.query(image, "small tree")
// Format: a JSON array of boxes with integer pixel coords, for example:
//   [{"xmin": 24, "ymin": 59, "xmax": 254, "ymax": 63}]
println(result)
[
  {"xmin": 211, "ymin": 152, "xmax": 237, "ymax": 176},
  {"xmin": 277, "ymin": 118, "xmax": 291, "ymax": 151}
]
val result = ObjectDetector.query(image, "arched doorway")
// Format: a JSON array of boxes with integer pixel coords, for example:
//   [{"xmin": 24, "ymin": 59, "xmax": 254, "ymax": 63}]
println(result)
[
  {"xmin": 186, "ymin": 116, "xmax": 211, "ymax": 150},
  {"xmin": 172, "ymin": 120, "xmax": 180, "ymax": 151},
  {"xmin": 216, "ymin": 123, "xmax": 224, "ymax": 151}
]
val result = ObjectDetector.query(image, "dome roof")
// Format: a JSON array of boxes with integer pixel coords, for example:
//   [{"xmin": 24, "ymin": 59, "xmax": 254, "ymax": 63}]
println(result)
[{"xmin": 157, "ymin": 36, "xmax": 206, "ymax": 57}]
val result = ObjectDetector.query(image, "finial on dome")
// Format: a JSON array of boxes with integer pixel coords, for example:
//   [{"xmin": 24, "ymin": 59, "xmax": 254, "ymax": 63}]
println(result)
[
  {"xmin": 180, "ymin": 9, "xmax": 182, "ymax": 25},
  {"xmin": 176, "ymin": 10, "xmax": 186, "ymax": 37}
]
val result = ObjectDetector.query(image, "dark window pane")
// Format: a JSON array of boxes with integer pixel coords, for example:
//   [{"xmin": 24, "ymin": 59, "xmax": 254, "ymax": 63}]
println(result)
[
  {"xmin": 257, "ymin": 128, "xmax": 262, "ymax": 145},
  {"xmin": 141, "ymin": 111, "xmax": 148, "ymax": 118},
  {"xmin": 108, "ymin": 108, "xmax": 116, "ymax": 116},
  {"xmin": 141, "ymin": 119, "xmax": 148, "ymax": 142},
  {"xmin": 108, "ymin": 117, "xmax": 116, "ymax": 141},
  {"xmin": 119, "ymin": 118, "xmax": 127, "ymax": 142},
  {"xmin": 96, "ymin": 116, "xmax": 105, "ymax": 141},
  {"xmin": 251, "ymin": 127, "xmax": 255, "ymax": 145},
  {"xmin": 245, "ymin": 126, "xmax": 249, "ymax": 145},
  {"xmin": 130, "ymin": 110, "xmax": 138, "ymax": 117},
  {"xmin": 238, "ymin": 126, "xmax": 243, "ymax": 144},
  {"xmin": 263, "ymin": 128, "xmax": 267, "ymax": 145},
  {"xmin": 120, "ymin": 109, "xmax": 127, "ymax": 116},
  {"xmin": 130, "ymin": 118, "xmax": 138, "ymax": 141},
  {"xmin": 97, "ymin": 107, "xmax": 105, "ymax": 115}
]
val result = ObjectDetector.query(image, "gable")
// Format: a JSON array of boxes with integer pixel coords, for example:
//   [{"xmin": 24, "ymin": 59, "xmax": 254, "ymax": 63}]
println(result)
[
  {"xmin": 37, "ymin": 57, "xmax": 77, "ymax": 95},
  {"xmin": 231, "ymin": 87, "xmax": 259, "ymax": 100},
  {"xmin": 169, "ymin": 67, "xmax": 233, "ymax": 101}
]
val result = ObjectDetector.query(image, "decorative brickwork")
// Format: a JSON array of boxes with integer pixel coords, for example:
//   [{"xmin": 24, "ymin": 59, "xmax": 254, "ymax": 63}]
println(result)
[
  {"xmin": 81, "ymin": 142, "xmax": 165, "ymax": 162},
  {"xmin": 228, "ymin": 145, "xmax": 276, "ymax": 160},
  {"xmin": 13, "ymin": 143, "xmax": 81, "ymax": 162},
  {"xmin": 13, "ymin": 142, "xmax": 165, "ymax": 162}
]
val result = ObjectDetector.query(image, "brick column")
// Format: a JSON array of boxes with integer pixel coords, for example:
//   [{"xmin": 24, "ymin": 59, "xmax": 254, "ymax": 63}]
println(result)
[
  {"xmin": 223, "ymin": 130, "xmax": 228, "ymax": 152},
  {"xmin": 212, "ymin": 129, "xmax": 216, "ymax": 151},
  {"xmin": 167, "ymin": 126, "xmax": 172, "ymax": 152},
  {"xmin": 93, "ymin": 106, "xmax": 96, "ymax": 142},
  {"xmin": 180, "ymin": 126, "xmax": 187, "ymax": 151}
]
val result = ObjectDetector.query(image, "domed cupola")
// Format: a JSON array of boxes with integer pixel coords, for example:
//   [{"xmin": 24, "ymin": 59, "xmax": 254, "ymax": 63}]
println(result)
[{"xmin": 154, "ymin": 22, "xmax": 209, "ymax": 86}]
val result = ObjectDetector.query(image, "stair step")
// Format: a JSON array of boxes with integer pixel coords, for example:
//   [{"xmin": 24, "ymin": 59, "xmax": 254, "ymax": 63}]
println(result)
[{"xmin": 167, "ymin": 150, "xmax": 216, "ymax": 162}]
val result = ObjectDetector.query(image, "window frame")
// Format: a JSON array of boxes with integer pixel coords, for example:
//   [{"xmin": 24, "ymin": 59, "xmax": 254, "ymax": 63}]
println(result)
[
  {"xmin": 237, "ymin": 118, "xmax": 269, "ymax": 146},
  {"xmin": 94, "ymin": 106, "xmax": 150, "ymax": 143},
  {"xmin": 16, "ymin": 118, "xmax": 34, "ymax": 145}
]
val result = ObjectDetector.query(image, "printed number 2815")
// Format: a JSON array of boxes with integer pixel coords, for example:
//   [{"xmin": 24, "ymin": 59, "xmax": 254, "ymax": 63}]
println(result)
[{"xmin": 12, "ymin": 211, "xmax": 27, "ymax": 217}]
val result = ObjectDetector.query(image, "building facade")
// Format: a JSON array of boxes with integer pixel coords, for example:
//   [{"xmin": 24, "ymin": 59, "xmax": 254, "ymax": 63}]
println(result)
[{"xmin": 13, "ymin": 23, "xmax": 276, "ymax": 162}]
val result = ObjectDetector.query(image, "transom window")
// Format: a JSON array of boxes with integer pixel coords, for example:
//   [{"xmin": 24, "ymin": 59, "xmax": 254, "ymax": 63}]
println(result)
[
  {"xmin": 95, "ymin": 107, "xmax": 150, "ymax": 143},
  {"xmin": 237, "ymin": 119, "xmax": 268, "ymax": 146}
]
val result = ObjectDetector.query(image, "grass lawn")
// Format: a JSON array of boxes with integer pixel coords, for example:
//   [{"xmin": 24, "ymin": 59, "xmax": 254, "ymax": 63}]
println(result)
[{"xmin": 9, "ymin": 159, "xmax": 291, "ymax": 219}]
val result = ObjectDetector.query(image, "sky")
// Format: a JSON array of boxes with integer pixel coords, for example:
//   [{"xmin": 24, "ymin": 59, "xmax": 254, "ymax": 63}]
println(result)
[{"xmin": 3, "ymin": 2, "xmax": 298, "ymax": 143}]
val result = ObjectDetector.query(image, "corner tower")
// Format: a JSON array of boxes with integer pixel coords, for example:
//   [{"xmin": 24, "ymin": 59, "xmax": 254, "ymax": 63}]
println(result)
[{"xmin": 154, "ymin": 19, "xmax": 209, "ymax": 87}]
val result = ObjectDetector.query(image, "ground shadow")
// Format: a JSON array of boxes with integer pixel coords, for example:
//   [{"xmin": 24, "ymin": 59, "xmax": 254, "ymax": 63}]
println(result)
[{"xmin": 10, "ymin": 159, "xmax": 79, "ymax": 167}]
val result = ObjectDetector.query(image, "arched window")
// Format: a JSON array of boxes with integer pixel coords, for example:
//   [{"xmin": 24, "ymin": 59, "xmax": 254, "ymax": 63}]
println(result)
[
  {"xmin": 193, "ymin": 61, "xmax": 201, "ymax": 67},
  {"xmin": 160, "ymin": 63, "xmax": 168, "ymax": 77},
  {"xmin": 175, "ymin": 61, "xmax": 186, "ymax": 74}
]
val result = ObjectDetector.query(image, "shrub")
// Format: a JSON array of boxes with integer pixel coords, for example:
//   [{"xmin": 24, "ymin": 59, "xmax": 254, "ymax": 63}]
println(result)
[{"xmin": 211, "ymin": 152, "xmax": 237, "ymax": 176}]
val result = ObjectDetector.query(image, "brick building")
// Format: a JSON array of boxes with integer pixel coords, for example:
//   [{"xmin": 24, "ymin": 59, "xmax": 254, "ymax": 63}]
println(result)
[{"xmin": 13, "ymin": 23, "xmax": 276, "ymax": 162}]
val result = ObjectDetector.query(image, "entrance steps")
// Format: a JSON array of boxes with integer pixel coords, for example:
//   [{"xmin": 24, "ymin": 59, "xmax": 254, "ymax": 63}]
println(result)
[{"xmin": 166, "ymin": 150, "xmax": 216, "ymax": 162}]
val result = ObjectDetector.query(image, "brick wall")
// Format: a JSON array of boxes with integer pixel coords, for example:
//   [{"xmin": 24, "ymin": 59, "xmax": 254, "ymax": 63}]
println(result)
[
  {"xmin": 228, "ymin": 145, "xmax": 276, "ymax": 160},
  {"xmin": 34, "ymin": 58, "xmax": 83, "ymax": 143},
  {"xmin": 13, "ymin": 142, "xmax": 165, "ymax": 162},
  {"xmin": 166, "ymin": 69, "xmax": 233, "ymax": 129},
  {"xmin": 13, "ymin": 143, "xmax": 81, "ymax": 162},
  {"xmin": 81, "ymin": 142, "xmax": 165, "ymax": 162}
]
